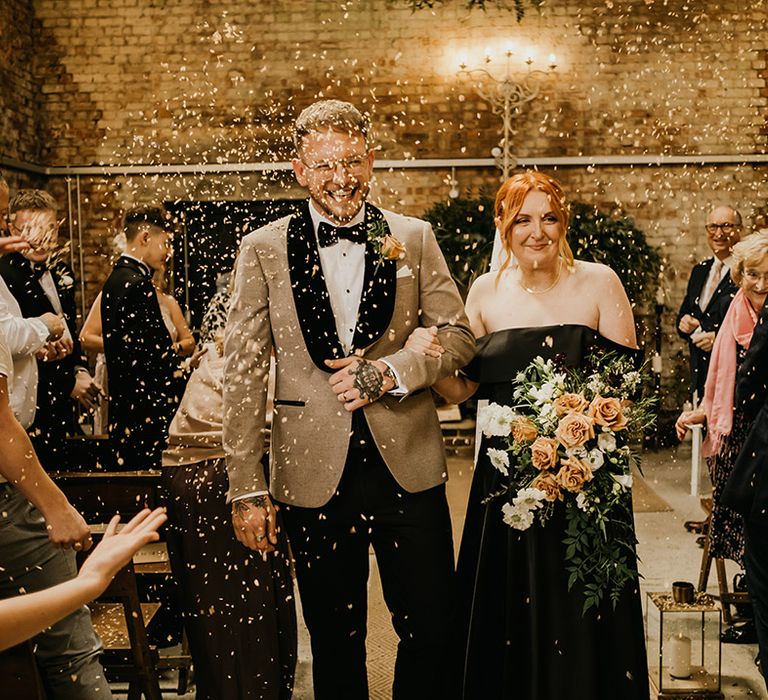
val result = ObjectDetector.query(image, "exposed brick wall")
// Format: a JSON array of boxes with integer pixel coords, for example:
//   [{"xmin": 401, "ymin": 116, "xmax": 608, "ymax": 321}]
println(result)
[
  {"xmin": 4, "ymin": 0, "xmax": 768, "ymax": 412},
  {"xmin": 0, "ymin": 0, "xmax": 44, "ymax": 162}
]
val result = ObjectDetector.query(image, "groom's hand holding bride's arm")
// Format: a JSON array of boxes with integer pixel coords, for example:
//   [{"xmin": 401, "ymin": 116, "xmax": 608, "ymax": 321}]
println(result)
[{"xmin": 232, "ymin": 494, "xmax": 279, "ymax": 554}]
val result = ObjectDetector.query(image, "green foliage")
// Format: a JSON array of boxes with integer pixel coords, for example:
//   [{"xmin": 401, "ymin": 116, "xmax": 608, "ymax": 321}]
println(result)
[
  {"xmin": 423, "ymin": 196, "xmax": 661, "ymax": 307},
  {"xmin": 569, "ymin": 203, "xmax": 662, "ymax": 308},
  {"xmin": 405, "ymin": 0, "xmax": 544, "ymax": 20},
  {"xmin": 423, "ymin": 196, "xmax": 496, "ymax": 298}
]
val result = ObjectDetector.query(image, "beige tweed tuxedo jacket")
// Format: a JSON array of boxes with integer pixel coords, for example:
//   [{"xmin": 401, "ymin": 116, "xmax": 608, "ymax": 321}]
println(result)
[{"xmin": 223, "ymin": 200, "xmax": 475, "ymax": 507}]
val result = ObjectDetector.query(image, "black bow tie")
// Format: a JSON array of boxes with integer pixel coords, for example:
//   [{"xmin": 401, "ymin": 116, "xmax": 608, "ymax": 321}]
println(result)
[{"xmin": 317, "ymin": 221, "xmax": 367, "ymax": 248}]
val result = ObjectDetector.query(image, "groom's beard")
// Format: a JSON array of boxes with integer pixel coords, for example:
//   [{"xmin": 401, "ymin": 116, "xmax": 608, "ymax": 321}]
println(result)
[{"xmin": 307, "ymin": 178, "xmax": 369, "ymax": 225}]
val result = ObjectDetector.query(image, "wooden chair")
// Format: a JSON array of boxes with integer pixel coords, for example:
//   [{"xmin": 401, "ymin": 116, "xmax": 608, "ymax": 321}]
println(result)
[
  {"xmin": 88, "ymin": 556, "xmax": 162, "ymax": 700},
  {"xmin": 55, "ymin": 471, "xmax": 192, "ymax": 695},
  {"xmin": 697, "ymin": 517, "xmax": 750, "ymax": 626},
  {"xmin": 0, "ymin": 641, "xmax": 46, "ymax": 699}
]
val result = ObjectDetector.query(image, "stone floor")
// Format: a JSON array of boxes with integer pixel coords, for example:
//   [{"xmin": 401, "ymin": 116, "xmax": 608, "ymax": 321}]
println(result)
[{"xmin": 114, "ymin": 442, "xmax": 767, "ymax": 699}]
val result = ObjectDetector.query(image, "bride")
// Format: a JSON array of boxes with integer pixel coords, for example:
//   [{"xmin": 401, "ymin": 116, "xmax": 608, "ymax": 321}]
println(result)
[{"xmin": 409, "ymin": 171, "xmax": 649, "ymax": 699}]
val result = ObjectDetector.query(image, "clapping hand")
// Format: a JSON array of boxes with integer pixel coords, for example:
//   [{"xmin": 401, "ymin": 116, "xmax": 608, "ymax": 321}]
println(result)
[
  {"xmin": 0, "ymin": 235, "xmax": 30, "ymax": 256},
  {"xmin": 678, "ymin": 314, "xmax": 701, "ymax": 335},
  {"xmin": 71, "ymin": 371, "xmax": 103, "ymax": 409}
]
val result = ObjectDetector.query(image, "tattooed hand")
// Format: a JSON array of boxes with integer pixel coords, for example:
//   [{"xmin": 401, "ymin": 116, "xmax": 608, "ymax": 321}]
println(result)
[
  {"xmin": 325, "ymin": 357, "xmax": 397, "ymax": 411},
  {"xmin": 231, "ymin": 494, "xmax": 279, "ymax": 553}
]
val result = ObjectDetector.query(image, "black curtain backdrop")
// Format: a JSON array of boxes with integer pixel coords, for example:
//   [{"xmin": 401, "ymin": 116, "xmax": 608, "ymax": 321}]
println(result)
[{"xmin": 165, "ymin": 199, "xmax": 302, "ymax": 330}]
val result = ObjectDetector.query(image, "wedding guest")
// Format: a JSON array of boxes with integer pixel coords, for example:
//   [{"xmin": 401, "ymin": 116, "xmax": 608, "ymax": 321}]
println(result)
[
  {"xmin": 406, "ymin": 171, "xmax": 648, "ymax": 700},
  {"xmin": 224, "ymin": 99, "xmax": 475, "ymax": 699},
  {"xmin": 677, "ymin": 234, "xmax": 768, "ymax": 636},
  {"xmin": 162, "ymin": 313, "xmax": 296, "ymax": 699},
  {"xmin": 0, "ymin": 253, "xmax": 112, "ymax": 696},
  {"xmin": 101, "ymin": 205, "xmax": 186, "ymax": 469},
  {"xmin": 0, "ymin": 189, "xmax": 101, "ymax": 466},
  {"xmin": 81, "ymin": 263, "xmax": 195, "ymax": 435},
  {"xmin": 719, "ymin": 237, "xmax": 768, "ymax": 684},
  {"xmin": 0, "ymin": 507, "xmax": 166, "ymax": 653},
  {"xmin": 0, "ymin": 180, "xmax": 66, "ymax": 428},
  {"xmin": 676, "ymin": 205, "xmax": 741, "ymax": 404}
]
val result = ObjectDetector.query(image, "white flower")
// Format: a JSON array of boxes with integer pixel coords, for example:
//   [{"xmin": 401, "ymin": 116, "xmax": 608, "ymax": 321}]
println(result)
[
  {"xmin": 487, "ymin": 448, "xmax": 510, "ymax": 476},
  {"xmin": 586, "ymin": 448, "xmax": 604, "ymax": 471},
  {"xmin": 575, "ymin": 492, "xmax": 589, "ymax": 511},
  {"xmin": 478, "ymin": 403, "xmax": 517, "ymax": 437},
  {"xmin": 512, "ymin": 488, "xmax": 546, "ymax": 510},
  {"xmin": 502, "ymin": 502, "xmax": 535, "ymax": 531},
  {"xmin": 587, "ymin": 373, "xmax": 603, "ymax": 394},
  {"xmin": 623, "ymin": 371, "xmax": 641, "ymax": 390},
  {"xmin": 611, "ymin": 473, "xmax": 633, "ymax": 491},
  {"xmin": 59, "ymin": 274, "xmax": 74, "ymax": 288},
  {"xmin": 531, "ymin": 381, "xmax": 557, "ymax": 405},
  {"xmin": 565, "ymin": 446, "xmax": 588, "ymax": 461},
  {"xmin": 597, "ymin": 432, "xmax": 617, "ymax": 452}
]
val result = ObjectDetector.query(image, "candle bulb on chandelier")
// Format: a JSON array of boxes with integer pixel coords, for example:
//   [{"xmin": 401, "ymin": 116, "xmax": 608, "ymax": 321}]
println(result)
[{"xmin": 548, "ymin": 53, "xmax": 557, "ymax": 70}]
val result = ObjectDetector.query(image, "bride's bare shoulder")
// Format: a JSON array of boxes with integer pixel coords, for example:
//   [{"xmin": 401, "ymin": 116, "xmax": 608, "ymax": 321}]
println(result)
[
  {"xmin": 467, "ymin": 270, "xmax": 499, "ymax": 296},
  {"xmin": 570, "ymin": 259, "xmax": 621, "ymax": 284}
]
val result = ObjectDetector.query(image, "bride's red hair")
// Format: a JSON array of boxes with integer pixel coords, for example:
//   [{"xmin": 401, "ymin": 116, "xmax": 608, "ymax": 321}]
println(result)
[{"xmin": 494, "ymin": 171, "xmax": 574, "ymax": 277}]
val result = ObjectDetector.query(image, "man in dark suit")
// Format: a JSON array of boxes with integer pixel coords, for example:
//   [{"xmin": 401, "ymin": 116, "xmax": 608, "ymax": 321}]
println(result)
[
  {"xmin": 101, "ymin": 205, "xmax": 185, "ymax": 470},
  {"xmin": 676, "ymin": 205, "xmax": 741, "ymax": 403},
  {"xmin": 0, "ymin": 190, "xmax": 101, "ymax": 467}
]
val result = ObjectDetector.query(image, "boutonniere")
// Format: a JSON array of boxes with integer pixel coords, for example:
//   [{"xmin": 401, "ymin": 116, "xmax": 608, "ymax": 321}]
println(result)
[
  {"xmin": 367, "ymin": 219, "xmax": 406, "ymax": 265},
  {"xmin": 58, "ymin": 273, "xmax": 74, "ymax": 289}
]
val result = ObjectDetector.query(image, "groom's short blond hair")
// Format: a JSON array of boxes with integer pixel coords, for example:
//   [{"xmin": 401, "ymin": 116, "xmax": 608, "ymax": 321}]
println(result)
[{"xmin": 293, "ymin": 100, "xmax": 370, "ymax": 154}]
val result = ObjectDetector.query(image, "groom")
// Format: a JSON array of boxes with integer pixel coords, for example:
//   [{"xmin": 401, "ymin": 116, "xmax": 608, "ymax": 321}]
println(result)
[{"xmin": 224, "ymin": 99, "xmax": 475, "ymax": 698}]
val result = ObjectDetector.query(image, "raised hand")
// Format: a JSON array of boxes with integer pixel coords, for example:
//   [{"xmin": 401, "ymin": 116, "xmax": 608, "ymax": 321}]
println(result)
[
  {"xmin": 78, "ymin": 508, "xmax": 167, "ymax": 590},
  {"xmin": 0, "ymin": 235, "xmax": 30, "ymax": 256}
]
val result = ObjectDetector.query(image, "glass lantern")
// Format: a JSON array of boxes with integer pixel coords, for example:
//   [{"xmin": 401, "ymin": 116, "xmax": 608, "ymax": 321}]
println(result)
[{"xmin": 646, "ymin": 592, "xmax": 723, "ymax": 699}]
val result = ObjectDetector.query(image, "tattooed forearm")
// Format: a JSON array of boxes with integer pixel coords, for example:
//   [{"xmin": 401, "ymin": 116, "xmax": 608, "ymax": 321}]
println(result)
[
  {"xmin": 350, "ymin": 359, "xmax": 385, "ymax": 401},
  {"xmin": 232, "ymin": 495, "xmax": 268, "ymax": 517}
]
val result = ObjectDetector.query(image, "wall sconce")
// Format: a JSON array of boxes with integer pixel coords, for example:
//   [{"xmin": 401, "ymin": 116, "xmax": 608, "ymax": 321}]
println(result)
[{"xmin": 458, "ymin": 48, "xmax": 556, "ymax": 180}]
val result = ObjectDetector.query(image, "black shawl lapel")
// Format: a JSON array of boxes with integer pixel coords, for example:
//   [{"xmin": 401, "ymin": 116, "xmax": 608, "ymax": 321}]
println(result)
[
  {"xmin": 350, "ymin": 204, "xmax": 396, "ymax": 353},
  {"xmin": 287, "ymin": 201, "xmax": 347, "ymax": 372},
  {"xmin": 0, "ymin": 252, "xmax": 53, "ymax": 315},
  {"xmin": 115, "ymin": 255, "xmax": 151, "ymax": 278}
]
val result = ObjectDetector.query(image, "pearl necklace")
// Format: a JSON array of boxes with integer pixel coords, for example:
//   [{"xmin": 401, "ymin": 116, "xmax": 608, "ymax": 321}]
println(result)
[{"xmin": 518, "ymin": 261, "xmax": 562, "ymax": 295}]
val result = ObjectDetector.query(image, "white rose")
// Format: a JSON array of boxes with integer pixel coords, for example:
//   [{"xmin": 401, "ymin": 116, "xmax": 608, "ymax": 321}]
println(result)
[
  {"xmin": 502, "ymin": 502, "xmax": 535, "ymax": 531},
  {"xmin": 478, "ymin": 403, "xmax": 518, "ymax": 437},
  {"xmin": 575, "ymin": 492, "xmax": 589, "ymax": 511},
  {"xmin": 611, "ymin": 473, "xmax": 633, "ymax": 491},
  {"xmin": 597, "ymin": 432, "xmax": 617, "ymax": 452},
  {"xmin": 565, "ymin": 446, "xmax": 588, "ymax": 461},
  {"xmin": 487, "ymin": 448, "xmax": 510, "ymax": 476},
  {"xmin": 586, "ymin": 448, "xmax": 604, "ymax": 471}
]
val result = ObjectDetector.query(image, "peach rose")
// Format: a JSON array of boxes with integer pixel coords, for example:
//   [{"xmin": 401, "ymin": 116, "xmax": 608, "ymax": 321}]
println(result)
[
  {"xmin": 554, "ymin": 412, "xmax": 595, "ymax": 449},
  {"xmin": 530, "ymin": 436, "xmax": 559, "ymax": 471},
  {"xmin": 511, "ymin": 416, "xmax": 538, "ymax": 444},
  {"xmin": 555, "ymin": 456, "xmax": 594, "ymax": 493},
  {"xmin": 588, "ymin": 396, "xmax": 628, "ymax": 431},
  {"xmin": 553, "ymin": 392, "xmax": 589, "ymax": 417},
  {"xmin": 532, "ymin": 472, "xmax": 563, "ymax": 502},
  {"xmin": 380, "ymin": 234, "xmax": 407, "ymax": 261}
]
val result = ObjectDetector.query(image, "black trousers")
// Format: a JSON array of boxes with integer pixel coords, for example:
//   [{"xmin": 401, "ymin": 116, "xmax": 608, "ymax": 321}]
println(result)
[
  {"xmin": 280, "ymin": 420, "xmax": 455, "ymax": 700},
  {"xmin": 744, "ymin": 518, "xmax": 768, "ymax": 692}
]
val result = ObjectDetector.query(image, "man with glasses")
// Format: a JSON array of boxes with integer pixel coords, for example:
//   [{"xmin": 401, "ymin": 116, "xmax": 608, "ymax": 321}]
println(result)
[
  {"xmin": 676, "ymin": 205, "xmax": 741, "ymax": 404},
  {"xmin": 0, "ymin": 189, "xmax": 101, "ymax": 467},
  {"xmin": 224, "ymin": 99, "xmax": 475, "ymax": 698}
]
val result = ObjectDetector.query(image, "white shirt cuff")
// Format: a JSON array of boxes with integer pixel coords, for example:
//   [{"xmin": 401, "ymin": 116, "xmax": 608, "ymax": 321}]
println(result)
[{"xmin": 381, "ymin": 360, "xmax": 408, "ymax": 396}]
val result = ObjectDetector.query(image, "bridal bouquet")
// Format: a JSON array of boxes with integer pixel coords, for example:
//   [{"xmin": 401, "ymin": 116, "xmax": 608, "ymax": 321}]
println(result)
[{"xmin": 477, "ymin": 350, "xmax": 655, "ymax": 614}]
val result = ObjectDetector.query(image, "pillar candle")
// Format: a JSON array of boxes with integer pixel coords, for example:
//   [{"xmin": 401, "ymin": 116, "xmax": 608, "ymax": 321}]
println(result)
[{"xmin": 668, "ymin": 633, "xmax": 692, "ymax": 679}]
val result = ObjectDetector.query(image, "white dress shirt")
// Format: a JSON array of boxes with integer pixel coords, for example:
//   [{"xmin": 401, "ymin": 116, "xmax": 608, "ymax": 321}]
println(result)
[
  {"xmin": 0, "ymin": 326, "xmax": 13, "ymax": 484},
  {"xmin": 309, "ymin": 204, "xmax": 367, "ymax": 352},
  {"xmin": 0, "ymin": 277, "xmax": 47, "ymax": 428}
]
